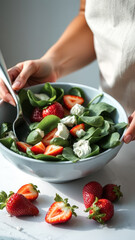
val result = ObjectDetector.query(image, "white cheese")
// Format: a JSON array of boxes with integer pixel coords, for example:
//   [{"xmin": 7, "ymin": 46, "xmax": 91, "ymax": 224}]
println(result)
[
  {"xmin": 55, "ymin": 123, "xmax": 69, "ymax": 140},
  {"xmin": 73, "ymin": 139, "xmax": 91, "ymax": 158},
  {"xmin": 60, "ymin": 115, "xmax": 77, "ymax": 127},
  {"xmin": 35, "ymin": 128, "xmax": 45, "ymax": 138},
  {"xmin": 35, "ymin": 93, "xmax": 49, "ymax": 101},
  {"xmin": 76, "ymin": 129, "xmax": 86, "ymax": 138},
  {"xmin": 70, "ymin": 103, "xmax": 85, "ymax": 116}
]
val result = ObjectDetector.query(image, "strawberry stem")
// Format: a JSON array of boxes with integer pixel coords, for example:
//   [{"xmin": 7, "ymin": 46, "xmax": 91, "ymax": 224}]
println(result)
[
  {"xmin": 0, "ymin": 191, "xmax": 14, "ymax": 210},
  {"xmin": 54, "ymin": 193, "xmax": 78, "ymax": 217}
]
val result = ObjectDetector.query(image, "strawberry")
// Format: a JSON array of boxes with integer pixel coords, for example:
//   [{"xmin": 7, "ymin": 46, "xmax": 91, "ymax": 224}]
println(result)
[
  {"xmin": 102, "ymin": 184, "xmax": 123, "ymax": 202},
  {"xmin": 0, "ymin": 191, "xmax": 39, "ymax": 216},
  {"xmin": 45, "ymin": 193, "xmax": 78, "ymax": 224},
  {"xmin": 63, "ymin": 95, "xmax": 84, "ymax": 110},
  {"xmin": 83, "ymin": 181, "xmax": 103, "ymax": 208},
  {"xmin": 17, "ymin": 183, "xmax": 40, "ymax": 201},
  {"xmin": 30, "ymin": 107, "xmax": 43, "ymax": 122},
  {"xmin": 63, "ymin": 106, "xmax": 70, "ymax": 116},
  {"xmin": 42, "ymin": 102, "xmax": 64, "ymax": 119},
  {"xmin": 44, "ymin": 144, "xmax": 63, "ymax": 156},
  {"xmin": 16, "ymin": 141, "xmax": 32, "ymax": 153},
  {"xmin": 70, "ymin": 123, "xmax": 85, "ymax": 137},
  {"xmin": 42, "ymin": 128, "xmax": 58, "ymax": 146},
  {"xmin": 86, "ymin": 197, "xmax": 114, "ymax": 224},
  {"xmin": 31, "ymin": 141, "xmax": 46, "ymax": 154}
]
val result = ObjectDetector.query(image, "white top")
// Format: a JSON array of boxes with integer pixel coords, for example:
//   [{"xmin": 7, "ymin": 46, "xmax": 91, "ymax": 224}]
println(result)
[{"xmin": 85, "ymin": 0, "xmax": 135, "ymax": 115}]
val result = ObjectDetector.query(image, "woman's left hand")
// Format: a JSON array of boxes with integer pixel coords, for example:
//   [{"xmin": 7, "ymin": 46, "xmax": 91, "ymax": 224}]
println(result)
[{"xmin": 123, "ymin": 111, "xmax": 135, "ymax": 143}]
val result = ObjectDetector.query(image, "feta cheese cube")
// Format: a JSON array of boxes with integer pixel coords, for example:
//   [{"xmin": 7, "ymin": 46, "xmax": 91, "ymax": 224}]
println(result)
[
  {"xmin": 70, "ymin": 103, "xmax": 85, "ymax": 116},
  {"xmin": 76, "ymin": 129, "xmax": 86, "ymax": 138},
  {"xmin": 55, "ymin": 123, "xmax": 69, "ymax": 140},
  {"xmin": 73, "ymin": 139, "xmax": 91, "ymax": 158},
  {"xmin": 35, "ymin": 128, "xmax": 45, "ymax": 138},
  {"xmin": 60, "ymin": 115, "xmax": 77, "ymax": 127}
]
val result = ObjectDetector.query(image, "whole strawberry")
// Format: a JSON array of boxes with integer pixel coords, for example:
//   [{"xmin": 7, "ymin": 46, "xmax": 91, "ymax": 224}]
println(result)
[
  {"xmin": 102, "ymin": 184, "xmax": 123, "ymax": 202},
  {"xmin": 83, "ymin": 181, "xmax": 103, "ymax": 208},
  {"xmin": 86, "ymin": 197, "xmax": 114, "ymax": 224},
  {"xmin": 30, "ymin": 107, "xmax": 43, "ymax": 122},
  {"xmin": 42, "ymin": 102, "xmax": 64, "ymax": 119},
  {"xmin": 0, "ymin": 191, "xmax": 39, "ymax": 217}
]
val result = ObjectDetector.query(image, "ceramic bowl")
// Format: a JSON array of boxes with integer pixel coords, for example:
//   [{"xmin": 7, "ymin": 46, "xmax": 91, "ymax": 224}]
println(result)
[{"xmin": 0, "ymin": 82, "xmax": 128, "ymax": 182}]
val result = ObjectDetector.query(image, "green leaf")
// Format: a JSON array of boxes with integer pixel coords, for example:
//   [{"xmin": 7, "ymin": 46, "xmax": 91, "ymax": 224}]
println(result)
[
  {"xmin": 0, "ymin": 137, "xmax": 14, "ymax": 148},
  {"xmin": 62, "ymin": 147, "xmax": 79, "ymax": 162},
  {"xmin": 100, "ymin": 132, "xmax": 121, "ymax": 149},
  {"xmin": 87, "ymin": 93, "xmax": 103, "ymax": 107},
  {"xmin": 89, "ymin": 102, "xmax": 116, "ymax": 116},
  {"xmin": 50, "ymin": 137, "xmax": 69, "ymax": 147},
  {"xmin": 79, "ymin": 116, "xmax": 104, "ymax": 127},
  {"xmin": 36, "ymin": 115, "xmax": 60, "ymax": 133},
  {"xmin": 68, "ymin": 87, "xmax": 85, "ymax": 99},
  {"xmin": 55, "ymin": 87, "xmax": 64, "ymax": 102},
  {"xmin": 0, "ymin": 122, "xmax": 12, "ymax": 138}
]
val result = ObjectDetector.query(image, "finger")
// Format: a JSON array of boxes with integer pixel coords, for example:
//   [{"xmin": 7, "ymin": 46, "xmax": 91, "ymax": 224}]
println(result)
[
  {"xmin": 12, "ymin": 61, "xmax": 37, "ymax": 90},
  {"xmin": 0, "ymin": 78, "xmax": 16, "ymax": 106},
  {"xmin": 8, "ymin": 65, "xmax": 22, "ymax": 83},
  {"xmin": 123, "ymin": 112, "xmax": 135, "ymax": 144}
]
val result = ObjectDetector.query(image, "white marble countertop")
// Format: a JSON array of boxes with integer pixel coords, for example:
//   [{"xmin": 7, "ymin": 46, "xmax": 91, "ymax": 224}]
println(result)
[{"xmin": 0, "ymin": 141, "xmax": 135, "ymax": 240}]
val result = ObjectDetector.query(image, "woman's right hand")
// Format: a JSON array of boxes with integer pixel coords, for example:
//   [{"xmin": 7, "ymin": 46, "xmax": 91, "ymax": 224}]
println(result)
[{"xmin": 0, "ymin": 57, "xmax": 58, "ymax": 106}]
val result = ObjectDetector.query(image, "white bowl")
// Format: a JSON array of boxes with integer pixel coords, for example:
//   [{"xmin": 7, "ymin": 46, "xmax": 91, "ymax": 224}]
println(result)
[{"xmin": 0, "ymin": 82, "xmax": 128, "ymax": 182}]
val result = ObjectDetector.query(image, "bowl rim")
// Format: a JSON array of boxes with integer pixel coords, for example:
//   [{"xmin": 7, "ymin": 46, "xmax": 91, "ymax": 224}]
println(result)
[{"xmin": 0, "ymin": 82, "xmax": 128, "ymax": 165}]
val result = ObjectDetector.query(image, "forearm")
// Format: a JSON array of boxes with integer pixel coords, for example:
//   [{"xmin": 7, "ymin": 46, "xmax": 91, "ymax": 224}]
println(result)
[{"xmin": 42, "ymin": 11, "xmax": 96, "ymax": 79}]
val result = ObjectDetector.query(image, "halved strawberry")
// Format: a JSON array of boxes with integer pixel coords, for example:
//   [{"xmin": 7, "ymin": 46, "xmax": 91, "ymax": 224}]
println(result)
[
  {"xmin": 70, "ymin": 123, "xmax": 85, "ymax": 137},
  {"xmin": 16, "ymin": 142, "xmax": 32, "ymax": 153},
  {"xmin": 45, "ymin": 193, "xmax": 78, "ymax": 224},
  {"xmin": 42, "ymin": 128, "xmax": 58, "ymax": 146},
  {"xmin": 31, "ymin": 141, "xmax": 46, "ymax": 154},
  {"xmin": 44, "ymin": 145, "xmax": 63, "ymax": 156},
  {"xmin": 63, "ymin": 95, "xmax": 84, "ymax": 110},
  {"xmin": 17, "ymin": 183, "xmax": 40, "ymax": 201},
  {"xmin": 42, "ymin": 102, "xmax": 64, "ymax": 119}
]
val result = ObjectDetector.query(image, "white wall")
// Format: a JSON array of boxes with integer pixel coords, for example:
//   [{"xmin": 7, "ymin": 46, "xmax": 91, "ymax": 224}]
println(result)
[{"xmin": 0, "ymin": 0, "xmax": 99, "ymax": 88}]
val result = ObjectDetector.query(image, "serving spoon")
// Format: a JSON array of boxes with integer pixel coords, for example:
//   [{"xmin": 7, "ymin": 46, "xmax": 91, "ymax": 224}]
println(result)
[{"xmin": 0, "ymin": 50, "xmax": 30, "ymax": 141}]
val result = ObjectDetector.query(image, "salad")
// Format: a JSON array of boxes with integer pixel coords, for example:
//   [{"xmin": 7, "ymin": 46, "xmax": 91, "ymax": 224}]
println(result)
[{"xmin": 0, "ymin": 82, "xmax": 127, "ymax": 162}]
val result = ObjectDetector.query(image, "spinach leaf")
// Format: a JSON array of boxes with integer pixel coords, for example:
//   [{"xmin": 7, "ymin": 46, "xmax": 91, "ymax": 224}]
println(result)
[
  {"xmin": 55, "ymin": 87, "xmax": 64, "ymax": 102},
  {"xmin": 26, "ymin": 148, "xmax": 61, "ymax": 161},
  {"xmin": 79, "ymin": 116, "xmax": 104, "ymax": 127},
  {"xmin": 27, "ymin": 82, "xmax": 56, "ymax": 107},
  {"xmin": 114, "ymin": 122, "xmax": 128, "ymax": 135},
  {"xmin": 89, "ymin": 102, "xmax": 116, "ymax": 116},
  {"xmin": 86, "ymin": 144, "xmax": 100, "ymax": 157},
  {"xmin": 100, "ymin": 132, "xmax": 121, "ymax": 149},
  {"xmin": 62, "ymin": 147, "xmax": 79, "ymax": 162},
  {"xmin": 68, "ymin": 87, "xmax": 85, "ymax": 99},
  {"xmin": 50, "ymin": 137, "xmax": 70, "ymax": 147},
  {"xmin": 0, "ymin": 137, "xmax": 14, "ymax": 148},
  {"xmin": 0, "ymin": 122, "xmax": 12, "ymax": 138}
]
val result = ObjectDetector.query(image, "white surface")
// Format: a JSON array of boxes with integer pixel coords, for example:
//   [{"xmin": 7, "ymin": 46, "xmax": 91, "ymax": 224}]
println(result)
[{"xmin": 0, "ymin": 141, "xmax": 135, "ymax": 240}]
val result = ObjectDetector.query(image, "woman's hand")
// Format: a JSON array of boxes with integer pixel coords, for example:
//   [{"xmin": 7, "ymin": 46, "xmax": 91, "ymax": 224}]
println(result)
[
  {"xmin": 0, "ymin": 57, "xmax": 58, "ymax": 106},
  {"xmin": 123, "ymin": 111, "xmax": 135, "ymax": 143}
]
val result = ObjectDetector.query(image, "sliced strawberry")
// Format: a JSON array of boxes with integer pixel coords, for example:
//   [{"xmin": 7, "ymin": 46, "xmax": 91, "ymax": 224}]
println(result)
[
  {"xmin": 44, "ymin": 145, "xmax": 63, "ymax": 156},
  {"xmin": 16, "ymin": 142, "xmax": 32, "ymax": 153},
  {"xmin": 70, "ymin": 123, "xmax": 85, "ymax": 137},
  {"xmin": 42, "ymin": 128, "xmax": 58, "ymax": 146},
  {"xmin": 63, "ymin": 95, "xmax": 84, "ymax": 110},
  {"xmin": 17, "ymin": 183, "xmax": 40, "ymax": 201},
  {"xmin": 31, "ymin": 141, "xmax": 46, "ymax": 154},
  {"xmin": 42, "ymin": 102, "xmax": 64, "ymax": 119},
  {"xmin": 30, "ymin": 107, "xmax": 43, "ymax": 122},
  {"xmin": 45, "ymin": 194, "xmax": 78, "ymax": 224}
]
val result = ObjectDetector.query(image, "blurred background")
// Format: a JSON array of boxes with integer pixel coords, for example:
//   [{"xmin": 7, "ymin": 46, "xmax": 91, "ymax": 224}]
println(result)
[{"xmin": 0, "ymin": 0, "xmax": 99, "ymax": 88}]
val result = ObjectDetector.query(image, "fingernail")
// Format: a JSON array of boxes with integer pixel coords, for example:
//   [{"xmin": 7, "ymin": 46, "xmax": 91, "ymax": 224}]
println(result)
[
  {"xmin": 9, "ymin": 100, "xmax": 16, "ymax": 106},
  {"xmin": 124, "ymin": 135, "xmax": 132, "ymax": 144},
  {"xmin": 12, "ymin": 81, "xmax": 21, "ymax": 89}
]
